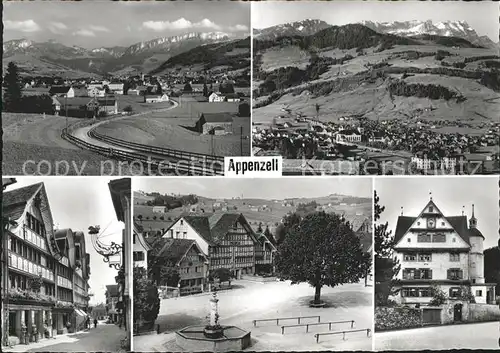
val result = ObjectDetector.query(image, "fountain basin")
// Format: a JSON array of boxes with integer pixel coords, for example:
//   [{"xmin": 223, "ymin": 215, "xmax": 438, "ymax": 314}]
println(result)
[{"xmin": 176, "ymin": 325, "xmax": 251, "ymax": 352}]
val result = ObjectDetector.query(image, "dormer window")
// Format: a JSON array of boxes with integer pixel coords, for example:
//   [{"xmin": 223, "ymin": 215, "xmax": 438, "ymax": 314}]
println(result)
[{"xmin": 429, "ymin": 206, "xmax": 434, "ymax": 212}]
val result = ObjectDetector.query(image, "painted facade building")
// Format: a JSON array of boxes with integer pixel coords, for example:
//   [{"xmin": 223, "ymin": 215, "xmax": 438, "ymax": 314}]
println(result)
[
  {"xmin": 2, "ymin": 183, "xmax": 90, "ymax": 346},
  {"xmin": 162, "ymin": 213, "xmax": 273, "ymax": 279},
  {"xmin": 393, "ymin": 197, "xmax": 496, "ymax": 307},
  {"xmin": 147, "ymin": 238, "xmax": 208, "ymax": 296}
]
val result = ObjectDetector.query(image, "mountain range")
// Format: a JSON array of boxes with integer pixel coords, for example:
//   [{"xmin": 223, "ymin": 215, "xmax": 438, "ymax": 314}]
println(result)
[
  {"xmin": 253, "ymin": 19, "xmax": 331, "ymax": 40},
  {"xmin": 254, "ymin": 19, "xmax": 498, "ymax": 49},
  {"xmin": 360, "ymin": 20, "xmax": 497, "ymax": 49},
  {"xmin": 3, "ymin": 32, "xmax": 237, "ymax": 76}
]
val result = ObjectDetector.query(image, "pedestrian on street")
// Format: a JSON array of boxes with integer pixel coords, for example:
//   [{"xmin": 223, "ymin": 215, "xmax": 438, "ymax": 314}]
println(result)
[{"xmin": 94, "ymin": 318, "xmax": 98, "ymax": 328}]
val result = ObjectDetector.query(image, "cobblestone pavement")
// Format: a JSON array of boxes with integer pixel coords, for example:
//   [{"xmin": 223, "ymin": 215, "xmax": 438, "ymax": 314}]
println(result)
[
  {"xmin": 375, "ymin": 321, "xmax": 500, "ymax": 351},
  {"xmin": 5, "ymin": 323, "xmax": 127, "ymax": 352}
]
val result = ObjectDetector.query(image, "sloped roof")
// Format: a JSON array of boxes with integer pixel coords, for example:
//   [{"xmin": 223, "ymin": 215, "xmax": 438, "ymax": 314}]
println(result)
[
  {"xmin": 151, "ymin": 238, "xmax": 197, "ymax": 266},
  {"xmin": 3, "ymin": 182, "xmax": 43, "ymax": 219},
  {"xmin": 183, "ymin": 216, "xmax": 212, "ymax": 242},
  {"xmin": 106, "ymin": 284, "xmax": 119, "ymax": 297},
  {"xmin": 394, "ymin": 214, "xmax": 474, "ymax": 246},
  {"xmin": 175, "ymin": 213, "xmax": 252, "ymax": 245},
  {"xmin": 49, "ymin": 86, "xmax": 71, "ymax": 94},
  {"xmin": 210, "ymin": 213, "xmax": 241, "ymax": 243}
]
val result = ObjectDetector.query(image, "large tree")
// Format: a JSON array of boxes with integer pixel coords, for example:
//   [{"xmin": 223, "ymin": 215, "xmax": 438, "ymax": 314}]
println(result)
[
  {"xmin": 374, "ymin": 190, "xmax": 400, "ymax": 306},
  {"xmin": 274, "ymin": 212, "xmax": 302, "ymax": 245},
  {"xmin": 275, "ymin": 211, "xmax": 371, "ymax": 304},
  {"xmin": 133, "ymin": 267, "xmax": 160, "ymax": 332},
  {"xmin": 3, "ymin": 62, "xmax": 23, "ymax": 112},
  {"xmin": 484, "ymin": 246, "xmax": 500, "ymax": 295}
]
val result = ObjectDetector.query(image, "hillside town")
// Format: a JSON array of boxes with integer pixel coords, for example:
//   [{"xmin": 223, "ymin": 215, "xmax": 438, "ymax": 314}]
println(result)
[
  {"xmin": 1, "ymin": 178, "xmax": 131, "ymax": 352},
  {"xmin": 253, "ymin": 113, "xmax": 500, "ymax": 175}
]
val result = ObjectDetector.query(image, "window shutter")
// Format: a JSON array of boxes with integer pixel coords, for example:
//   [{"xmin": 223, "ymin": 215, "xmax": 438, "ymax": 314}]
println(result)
[
  {"xmin": 415, "ymin": 269, "xmax": 420, "ymax": 279},
  {"xmin": 449, "ymin": 288, "xmax": 453, "ymax": 297},
  {"xmin": 458, "ymin": 269, "xmax": 463, "ymax": 280},
  {"xmin": 447, "ymin": 269, "xmax": 451, "ymax": 280},
  {"xmin": 429, "ymin": 269, "xmax": 432, "ymax": 279}
]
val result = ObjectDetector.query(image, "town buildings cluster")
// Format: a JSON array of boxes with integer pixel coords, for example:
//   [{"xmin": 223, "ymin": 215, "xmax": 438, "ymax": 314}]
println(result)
[
  {"xmin": 133, "ymin": 194, "xmax": 373, "ymax": 297},
  {"xmin": 1, "ymin": 182, "xmax": 91, "ymax": 346},
  {"xmin": 253, "ymin": 114, "xmax": 499, "ymax": 173}
]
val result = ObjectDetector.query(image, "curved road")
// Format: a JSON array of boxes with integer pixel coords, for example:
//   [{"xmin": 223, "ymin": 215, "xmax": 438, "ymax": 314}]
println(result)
[{"xmin": 70, "ymin": 99, "xmax": 179, "ymax": 153}]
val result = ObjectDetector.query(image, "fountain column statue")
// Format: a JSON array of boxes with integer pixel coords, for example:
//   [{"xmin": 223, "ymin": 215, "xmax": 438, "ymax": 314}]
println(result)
[{"xmin": 209, "ymin": 291, "xmax": 219, "ymax": 327}]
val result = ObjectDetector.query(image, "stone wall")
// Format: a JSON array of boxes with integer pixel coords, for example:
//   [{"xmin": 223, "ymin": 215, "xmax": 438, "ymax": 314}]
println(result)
[
  {"xmin": 441, "ymin": 301, "xmax": 470, "ymax": 324},
  {"xmin": 468, "ymin": 304, "xmax": 500, "ymax": 322}
]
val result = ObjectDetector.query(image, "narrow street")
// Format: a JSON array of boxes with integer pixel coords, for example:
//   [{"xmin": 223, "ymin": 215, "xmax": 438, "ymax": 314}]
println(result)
[{"xmin": 5, "ymin": 323, "xmax": 127, "ymax": 352}]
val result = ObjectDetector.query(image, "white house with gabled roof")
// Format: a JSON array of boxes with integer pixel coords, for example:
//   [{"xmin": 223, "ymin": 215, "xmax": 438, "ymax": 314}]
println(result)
[{"xmin": 392, "ymin": 195, "xmax": 496, "ymax": 309}]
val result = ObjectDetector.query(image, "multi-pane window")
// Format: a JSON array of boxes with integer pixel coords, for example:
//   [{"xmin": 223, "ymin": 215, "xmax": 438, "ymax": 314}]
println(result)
[
  {"xmin": 418, "ymin": 253, "xmax": 432, "ymax": 262},
  {"xmin": 449, "ymin": 253, "xmax": 460, "ymax": 262},
  {"xmin": 432, "ymin": 234, "xmax": 446, "ymax": 242},
  {"xmin": 449, "ymin": 287, "xmax": 461, "ymax": 297},
  {"xmin": 133, "ymin": 251, "xmax": 145, "ymax": 261},
  {"xmin": 475, "ymin": 290, "xmax": 482, "ymax": 296},
  {"xmin": 403, "ymin": 268, "xmax": 432, "ymax": 280},
  {"xmin": 401, "ymin": 287, "xmax": 432, "ymax": 297},
  {"xmin": 417, "ymin": 234, "xmax": 431, "ymax": 242},
  {"xmin": 447, "ymin": 268, "xmax": 463, "ymax": 280}
]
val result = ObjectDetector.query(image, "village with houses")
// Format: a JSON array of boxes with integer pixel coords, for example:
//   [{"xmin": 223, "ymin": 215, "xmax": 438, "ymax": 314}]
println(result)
[
  {"xmin": 2, "ymin": 1, "xmax": 251, "ymax": 176},
  {"xmin": 132, "ymin": 178, "xmax": 374, "ymax": 352},
  {"xmin": 253, "ymin": 113, "xmax": 500, "ymax": 175}
]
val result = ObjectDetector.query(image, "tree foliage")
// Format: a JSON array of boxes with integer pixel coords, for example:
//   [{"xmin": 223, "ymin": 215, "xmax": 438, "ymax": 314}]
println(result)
[
  {"xmin": 210, "ymin": 268, "xmax": 232, "ymax": 284},
  {"xmin": 183, "ymin": 83, "xmax": 193, "ymax": 92},
  {"xmin": 274, "ymin": 212, "xmax": 302, "ymax": 245},
  {"xmin": 3, "ymin": 62, "xmax": 23, "ymax": 112},
  {"xmin": 374, "ymin": 191, "xmax": 400, "ymax": 306},
  {"xmin": 133, "ymin": 267, "xmax": 160, "ymax": 327},
  {"xmin": 238, "ymin": 102, "xmax": 250, "ymax": 117},
  {"xmin": 429, "ymin": 284, "xmax": 447, "ymax": 306},
  {"xmin": 275, "ymin": 211, "xmax": 371, "ymax": 304},
  {"xmin": 484, "ymin": 246, "xmax": 500, "ymax": 294}
]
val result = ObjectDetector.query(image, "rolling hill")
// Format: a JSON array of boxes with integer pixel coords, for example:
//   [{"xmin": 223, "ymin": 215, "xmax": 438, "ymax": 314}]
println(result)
[{"xmin": 253, "ymin": 21, "xmax": 500, "ymax": 123}]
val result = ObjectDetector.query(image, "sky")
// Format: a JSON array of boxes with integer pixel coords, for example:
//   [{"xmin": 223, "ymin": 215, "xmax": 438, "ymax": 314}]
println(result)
[
  {"xmin": 134, "ymin": 177, "xmax": 372, "ymax": 199},
  {"xmin": 375, "ymin": 177, "xmax": 499, "ymax": 250},
  {"xmin": 252, "ymin": 1, "xmax": 499, "ymax": 41},
  {"xmin": 3, "ymin": 0, "xmax": 250, "ymax": 48},
  {"xmin": 5, "ymin": 177, "xmax": 126, "ymax": 305}
]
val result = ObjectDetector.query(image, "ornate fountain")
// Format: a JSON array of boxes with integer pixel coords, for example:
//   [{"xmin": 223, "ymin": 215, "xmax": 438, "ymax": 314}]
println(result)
[{"xmin": 175, "ymin": 288, "xmax": 251, "ymax": 352}]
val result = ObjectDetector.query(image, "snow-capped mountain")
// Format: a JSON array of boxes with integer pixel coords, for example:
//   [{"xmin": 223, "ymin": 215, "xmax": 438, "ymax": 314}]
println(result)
[
  {"xmin": 253, "ymin": 19, "xmax": 331, "ymax": 40},
  {"xmin": 360, "ymin": 20, "xmax": 497, "ymax": 48}
]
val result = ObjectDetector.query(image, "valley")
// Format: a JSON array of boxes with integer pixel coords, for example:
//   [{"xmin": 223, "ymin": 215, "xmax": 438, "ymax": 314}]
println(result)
[{"xmin": 252, "ymin": 19, "xmax": 500, "ymax": 174}]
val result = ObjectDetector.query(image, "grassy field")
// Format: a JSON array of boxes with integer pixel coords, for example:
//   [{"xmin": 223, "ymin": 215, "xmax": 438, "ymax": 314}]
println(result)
[
  {"xmin": 116, "ymin": 94, "xmax": 175, "ymax": 113},
  {"xmin": 260, "ymin": 46, "xmax": 311, "ymax": 72},
  {"xmin": 95, "ymin": 98, "xmax": 251, "ymax": 156},
  {"xmin": 2, "ymin": 141, "xmax": 143, "ymax": 176}
]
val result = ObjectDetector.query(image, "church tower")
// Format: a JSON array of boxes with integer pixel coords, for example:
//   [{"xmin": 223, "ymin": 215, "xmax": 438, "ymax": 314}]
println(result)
[{"xmin": 468, "ymin": 204, "xmax": 485, "ymax": 284}]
